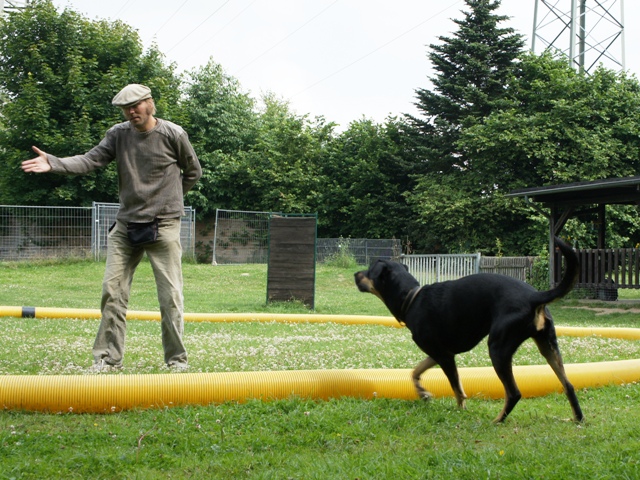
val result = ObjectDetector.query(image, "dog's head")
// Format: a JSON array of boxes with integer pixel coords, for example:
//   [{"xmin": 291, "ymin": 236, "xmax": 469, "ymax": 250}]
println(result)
[{"xmin": 354, "ymin": 259, "xmax": 414, "ymax": 301}]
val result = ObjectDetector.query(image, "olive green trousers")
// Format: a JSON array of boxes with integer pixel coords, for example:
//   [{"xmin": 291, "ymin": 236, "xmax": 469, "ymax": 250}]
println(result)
[{"xmin": 92, "ymin": 217, "xmax": 187, "ymax": 368}]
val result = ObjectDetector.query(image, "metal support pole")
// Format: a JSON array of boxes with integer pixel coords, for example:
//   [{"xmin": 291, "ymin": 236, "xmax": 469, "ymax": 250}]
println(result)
[
  {"xmin": 532, "ymin": 0, "xmax": 539, "ymax": 52},
  {"xmin": 569, "ymin": 0, "xmax": 577, "ymax": 68},
  {"xmin": 578, "ymin": 0, "xmax": 586, "ymax": 73}
]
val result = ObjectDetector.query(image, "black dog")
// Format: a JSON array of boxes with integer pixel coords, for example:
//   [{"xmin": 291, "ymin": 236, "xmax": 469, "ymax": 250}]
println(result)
[{"xmin": 354, "ymin": 237, "xmax": 583, "ymax": 423}]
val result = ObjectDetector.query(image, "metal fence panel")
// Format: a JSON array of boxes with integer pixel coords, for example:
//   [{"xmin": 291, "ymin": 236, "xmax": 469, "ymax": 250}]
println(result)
[
  {"xmin": 401, "ymin": 254, "xmax": 481, "ymax": 285},
  {"xmin": 92, "ymin": 202, "xmax": 196, "ymax": 260},
  {"xmin": 0, "ymin": 204, "xmax": 195, "ymax": 262},
  {"xmin": 212, "ymin": 209, "xmax": 272, "ymax": 265},
  {"xmin": 316, "ymin": 238, "xmax": 401, "ymax": 265},
  {"xmin": 211, "ymin": 210, "xmax": 402, "ymax": 266},
  {"xmin": 0, "ymin": 205, "xmax": 93, "ymax": 260}
]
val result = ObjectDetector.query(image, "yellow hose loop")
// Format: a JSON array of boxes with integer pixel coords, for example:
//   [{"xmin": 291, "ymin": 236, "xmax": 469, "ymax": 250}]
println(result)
[
  {"xmin": 1, "ymin": 306, "xmax": 639, "ymax": 413},
  {"xmin": 0, "ymin": 306, "xmax": 400, "ymax": 327},
  {"xmin": 7, "ymin": 306, "xmax": 640, "ymax": 337},
  {"xmin": 1, "ymin": 361, "xmax": 639, "ymax": 414}
]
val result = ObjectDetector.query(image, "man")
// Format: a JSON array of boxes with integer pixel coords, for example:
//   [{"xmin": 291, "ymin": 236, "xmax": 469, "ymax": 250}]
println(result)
[{"xmin": 21, "ymin": 84, "xmax": 202, "ymax": 371}]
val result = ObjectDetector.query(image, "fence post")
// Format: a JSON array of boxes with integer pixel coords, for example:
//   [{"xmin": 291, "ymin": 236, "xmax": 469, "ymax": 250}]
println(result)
[
  {"xmin": 365, "ymin": 240, "xmax": 369, "ymax": 266},
  {"xmin": 211, "ymin": 209, "xmax": 220, "ymax": 265},
  {"xmin": 91, "ymin": 202, "xmax": 98, "ymax": 261}
]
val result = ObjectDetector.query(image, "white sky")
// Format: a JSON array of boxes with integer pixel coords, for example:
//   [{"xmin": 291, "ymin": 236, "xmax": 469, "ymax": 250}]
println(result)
[{"xmin": 48, "ymin": 0, "xmax": 635, "ymax": 129}]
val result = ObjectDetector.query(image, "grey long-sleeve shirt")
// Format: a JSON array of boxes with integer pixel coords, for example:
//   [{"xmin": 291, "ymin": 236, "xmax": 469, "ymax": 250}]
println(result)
[{"xmin": 48, "ymin": 119, "xmax": 202, "ymax": 223}]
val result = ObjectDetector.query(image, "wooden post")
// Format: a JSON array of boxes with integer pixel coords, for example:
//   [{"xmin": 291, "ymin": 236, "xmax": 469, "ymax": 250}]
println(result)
[
  {"xmin": 597, "ymin": 203, "xmax": 606, "ymax": 249},
  {"xmin": 549, "ymin": 205, "xmax": 557, "ymax": 288}
]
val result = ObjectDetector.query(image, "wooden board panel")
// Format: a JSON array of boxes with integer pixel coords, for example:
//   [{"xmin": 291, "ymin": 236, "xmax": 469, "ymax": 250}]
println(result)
[{"xmin": 267, "ymin": 216, "xmax": 316, "ymax": 307}]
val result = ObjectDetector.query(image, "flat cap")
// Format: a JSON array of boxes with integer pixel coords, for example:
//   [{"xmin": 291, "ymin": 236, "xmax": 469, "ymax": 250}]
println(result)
[{"xmin": 112, "ymin": 84, "xmax": 152, "ymax": 107}]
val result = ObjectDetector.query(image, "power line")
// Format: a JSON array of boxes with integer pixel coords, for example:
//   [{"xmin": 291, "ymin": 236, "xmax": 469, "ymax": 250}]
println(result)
[
  {"xmin": 153, "ymin": 0, "xmax": 191, "ymax": 37},
  {"xmin": 233, "ymin": 0, "xmax": 340, "ymax": 75},
  {"xmin": 114, "ymin": 0, "xmax": 136, "ymax": 17},
  {"xmin": 165, "ymin": 0, "xmax": 231, "ymax": 54},
  {"xmin": 292, "ymin": 0, "xmax": 463, "ymax": 98},
  {"xmin": 180, "ymin": 0, "xmax": 258, "ymax": 66}
]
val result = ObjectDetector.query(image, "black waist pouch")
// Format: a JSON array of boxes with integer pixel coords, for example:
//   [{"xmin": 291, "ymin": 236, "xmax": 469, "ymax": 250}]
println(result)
[{"xmin": 127, "ymin": 218, "xmax": 159, "ymax": 246}]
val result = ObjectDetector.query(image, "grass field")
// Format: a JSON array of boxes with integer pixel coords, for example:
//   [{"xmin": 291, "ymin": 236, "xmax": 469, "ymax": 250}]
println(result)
[{"xmin": 1, "ymin": 259, "xmax": 639, "ymax": 479}]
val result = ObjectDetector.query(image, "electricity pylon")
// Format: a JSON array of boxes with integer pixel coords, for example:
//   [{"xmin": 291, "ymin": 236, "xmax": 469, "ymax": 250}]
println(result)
[
  {"xmin": 2, "ymin": 0, "xmax": 30, "ymax": 14},
  {"xmin": 532, "ymin": 0, "xmax": 625, "ymax": 73}
]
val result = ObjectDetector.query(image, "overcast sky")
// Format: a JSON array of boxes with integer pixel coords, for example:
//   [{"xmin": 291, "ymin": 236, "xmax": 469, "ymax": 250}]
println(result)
[{"xmin": 48, "ymin": 0, "xmax": 635, "ymax": 128}]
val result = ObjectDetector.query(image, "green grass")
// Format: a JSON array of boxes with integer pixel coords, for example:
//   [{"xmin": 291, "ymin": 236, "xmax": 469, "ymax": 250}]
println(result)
[
  {"xmin": 1, "ymin": 260, "xmax": 640, "ymax": 479},
  {"xmin": 0, "ymin": 259, "xmax": 385, "ymax": 315}
]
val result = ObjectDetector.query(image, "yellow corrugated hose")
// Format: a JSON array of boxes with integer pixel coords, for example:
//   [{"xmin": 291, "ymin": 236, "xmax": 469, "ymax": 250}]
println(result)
[{"xmin": 0, "ymin": 306, "xmax": 638, "ymax": 413}]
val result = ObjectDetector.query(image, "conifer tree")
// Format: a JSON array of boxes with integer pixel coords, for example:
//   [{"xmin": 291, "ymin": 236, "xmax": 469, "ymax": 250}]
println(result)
[
  {"xmin": 406, "ymin": 0, "xmax": 526, "ymax": 253},
  {"xmin": 410, "ymin": 0, "xmax": 524, "ymax": 174}
]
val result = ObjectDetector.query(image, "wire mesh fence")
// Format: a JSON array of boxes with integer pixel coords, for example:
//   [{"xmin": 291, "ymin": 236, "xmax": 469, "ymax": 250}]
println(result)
[
  {"xmin": 0, "ymin": 204, "xmax": 196, "ymax": 262},
  {"xmin": 0, "ymin": 205, "xmax": 93, "ymax": 260},
  {"xmin": 211, "ymin": 210, "xmax": 403, "ymax": 266},
  {"xmin": 316, "ymin": 238, "xmax": 402, "ymax": 265},
  {"xmin": 92, "ymin": 203, "xmax": 196, "ymax": 261},
  {"xmin": 211, "ymin": 209, "xmax": 273, "ymax": 265},
  {"xmin": 1, "ymin": 204, "xmax": 541, "ymax": 286}
]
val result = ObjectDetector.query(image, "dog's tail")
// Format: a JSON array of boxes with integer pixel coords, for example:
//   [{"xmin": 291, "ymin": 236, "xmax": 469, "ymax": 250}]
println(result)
[{"xmin": 534, "ymin": 236, "xmax": 579, "ymax": 305}]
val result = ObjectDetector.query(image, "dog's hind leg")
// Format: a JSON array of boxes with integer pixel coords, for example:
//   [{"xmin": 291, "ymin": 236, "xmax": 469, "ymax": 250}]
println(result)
[
  {"xmin": 412, "ymin": 356, "xmax": 438, "ymax": 401},
  {"xmin": 532, "ymin": 323, "xmax": 584, "ymax": 422}
]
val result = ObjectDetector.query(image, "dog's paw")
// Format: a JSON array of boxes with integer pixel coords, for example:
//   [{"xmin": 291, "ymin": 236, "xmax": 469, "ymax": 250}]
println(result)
[{"xmin": 418, "ymin": 390, "xmax": 433, "ymax": 402}]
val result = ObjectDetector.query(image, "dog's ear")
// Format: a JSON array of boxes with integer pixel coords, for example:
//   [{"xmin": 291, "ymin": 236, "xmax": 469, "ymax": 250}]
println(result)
[
  {"xmin": 369, "ymin": 259, "xmax": 389, "ymax": 279},
  {"xmin": 369, "ymin": 259, "xmax": 385, "ymax": 271}
]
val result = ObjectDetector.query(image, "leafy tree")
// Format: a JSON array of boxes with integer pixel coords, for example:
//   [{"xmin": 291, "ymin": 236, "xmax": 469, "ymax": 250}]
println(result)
[
  {"xmin": 239, "ymin": 94, "xmax": 330, "ymax": 213},
  {"xmin": 315, "ymin": 117, "xmax": 417, "ymax": 242},
  {"xmin": 457, "ymin": 52, "xmax": 640, "ymax": 250},
  {"xmin": 0, "ymin": 0, "xmax": 180, "ymax": 205},
  {"xmin": 406, "ymin": 172, "xmax": 532, "ymax": 253},
  {"xmin": 459, "ymin": 52, "xmax": 640, "ymax": 187},
  {"xmin": 180, "ymin": 60, "xmax": 259, "ymax": 216},
  {"xmin": 182, "ymin": 59, "xmax": 258, "ymax": 154},
  {"xmin": 198, "ymin": 93, "xmax": 333, "ymax": 215},
  {"xmin": 407, "ymin": 0, "xmax": 640, "ymax": 254}
]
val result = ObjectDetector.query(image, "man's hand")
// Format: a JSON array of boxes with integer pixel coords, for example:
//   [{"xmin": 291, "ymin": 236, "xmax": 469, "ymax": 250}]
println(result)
[{"xmin": 21, "ymin": 146, "xmax": 52, "ymax": 173}]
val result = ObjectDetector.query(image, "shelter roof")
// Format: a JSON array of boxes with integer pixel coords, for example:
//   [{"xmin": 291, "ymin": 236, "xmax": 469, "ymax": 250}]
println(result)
[{"xmin": 507, "ymin": 176, "xmax": 640, "ymax": 206}]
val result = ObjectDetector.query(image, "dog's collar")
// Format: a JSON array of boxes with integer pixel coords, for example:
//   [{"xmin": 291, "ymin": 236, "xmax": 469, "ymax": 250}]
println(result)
[{"xmin": 400, "ymin": 285, "xmax": 423, "ymax": 319}]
